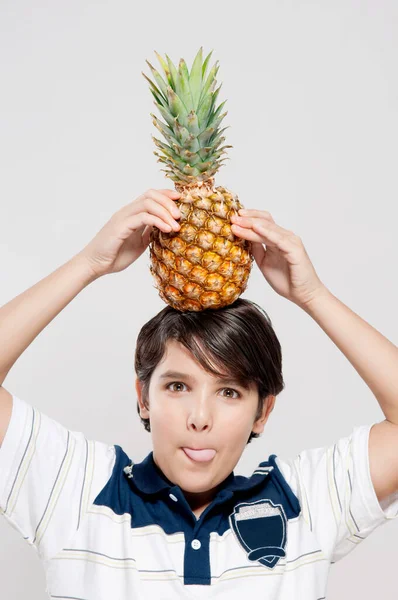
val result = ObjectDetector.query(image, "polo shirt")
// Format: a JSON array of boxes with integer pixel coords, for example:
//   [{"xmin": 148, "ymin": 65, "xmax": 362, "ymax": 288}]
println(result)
[{"xmin": 1, "ymin": 393, "xmax": 398, "ymax": 599}]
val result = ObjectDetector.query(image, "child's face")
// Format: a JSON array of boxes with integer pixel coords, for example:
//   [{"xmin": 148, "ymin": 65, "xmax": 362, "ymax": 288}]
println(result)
[{"xmin": 136, "ymin": 339, "xmax": 275, "ymax": 514}]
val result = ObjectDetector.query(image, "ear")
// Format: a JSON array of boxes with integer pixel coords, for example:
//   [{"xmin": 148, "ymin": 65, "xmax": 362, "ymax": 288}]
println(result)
[
  {"xmin": 135, "ymin": 378, "xmax": 150, "ymax": 419},
  {"xmin": 252, "ymin": 395, "xmax": 276, "ymax": 435}
]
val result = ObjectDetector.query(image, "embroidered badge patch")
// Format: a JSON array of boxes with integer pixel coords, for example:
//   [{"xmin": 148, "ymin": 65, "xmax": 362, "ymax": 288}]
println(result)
[
  {"xmin": 229, "ymin": 499, "xmax": 288, "ymax": 569},
  {"xmin": 123, "ymin": 461, "xmax": 134, "ymax": 478}
]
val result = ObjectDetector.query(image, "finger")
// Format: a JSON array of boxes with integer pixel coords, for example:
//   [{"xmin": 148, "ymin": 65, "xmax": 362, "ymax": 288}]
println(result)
[
  {"xmin": 232, "ymin": 221, "xmax": 292, "ymax": 252},
  {"xmin": 146, "ymin": 188, "xmax": 181, "ymax": 218},
  {"xmin": 238, "ymin": 209, "xmax": 274, "ymax": 222},
  {"xmin": 122, "ymin": 189, "xmax": 181, "ymax": 221},
  {"xmin": 126, "ymin": 212, "xmax": 174, "ymax": 235},
  {"xmin": 252, "ymin": 221, "xmax": 296, "ymax": 253},
  {"xmin": 232, "ymin": 215, "xmax": 292, "ymax": 237},
  {"xmin": 232, "ymin": 223, "xmax": 275, "ymax": 246},
  {"xmin": 158, "ymin": 188, "xmax": 181, "ymax": 199},
  {"xmin": 140, "ymin": 196, "xmax": 181, "ymax": 230}
]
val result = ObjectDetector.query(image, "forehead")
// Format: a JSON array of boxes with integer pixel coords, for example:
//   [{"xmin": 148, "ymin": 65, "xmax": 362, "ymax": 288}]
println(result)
[
  {"xmin": 159, "ymin": 339, "xmax": 222, "ymax": 372},
  {"xmin": 155, "ymin": 340, "xmax": 254, "ymax": 391}
]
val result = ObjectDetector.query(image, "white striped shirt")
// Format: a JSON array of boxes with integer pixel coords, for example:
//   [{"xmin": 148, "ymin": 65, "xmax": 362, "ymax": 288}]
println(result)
[{"xmin": 1, "ymin": 394, "xmax": 397, "ymax": 599}]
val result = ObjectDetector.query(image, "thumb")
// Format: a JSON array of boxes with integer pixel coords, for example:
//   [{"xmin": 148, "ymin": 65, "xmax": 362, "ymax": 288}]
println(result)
[
  {"xmin": 141, "ymin": 224, "xmax": 153, "ymax": 249},
  {"xmin": 251, "ymin": 241, "xmax": 266, "ymax": 269}
]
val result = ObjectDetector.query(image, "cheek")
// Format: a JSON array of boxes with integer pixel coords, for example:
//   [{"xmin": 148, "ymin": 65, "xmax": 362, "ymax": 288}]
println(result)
[
  {"xmin": 221, "ymin": 405, "xmax": 252, "ymax": 425},
  {"xmin": 221, "ymin": 408, "xmax": 256, "ymax": 439},
  {"xmin": 150, "ymin": 403, "xmax": 181, "ymax": 435}
]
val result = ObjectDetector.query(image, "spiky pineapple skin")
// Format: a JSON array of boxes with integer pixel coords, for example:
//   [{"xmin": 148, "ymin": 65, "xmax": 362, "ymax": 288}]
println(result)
[{"xmin": 149, "ymin": 180, "xmax": 253, "ymax": 312}]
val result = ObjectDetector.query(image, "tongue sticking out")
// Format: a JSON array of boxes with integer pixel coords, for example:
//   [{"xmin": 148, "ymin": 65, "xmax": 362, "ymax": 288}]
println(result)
[{"xmin": 183, "ymin": 448, "xmax": 216, "ymax": 462}]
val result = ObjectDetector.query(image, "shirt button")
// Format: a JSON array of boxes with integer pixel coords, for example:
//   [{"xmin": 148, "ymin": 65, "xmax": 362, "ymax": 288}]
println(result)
[
  {"xmin": 169, "ymin": 493, "xmax": 178, "ymax": 502},
  {"xmin": 191, "ymin": 539, "xmax": 201, "ymax": 550}
]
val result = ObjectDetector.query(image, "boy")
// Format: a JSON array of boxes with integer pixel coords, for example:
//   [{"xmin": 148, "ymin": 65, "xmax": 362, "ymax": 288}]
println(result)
[{"xmin": 0, "ymin": 188, "xmax": 397, "ymax": 598}]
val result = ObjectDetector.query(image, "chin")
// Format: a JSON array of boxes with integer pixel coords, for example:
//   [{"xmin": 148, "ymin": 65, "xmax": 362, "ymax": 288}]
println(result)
[{"xmin": 183, "ymin": 474, "xmax": 218, "ymax": 493}]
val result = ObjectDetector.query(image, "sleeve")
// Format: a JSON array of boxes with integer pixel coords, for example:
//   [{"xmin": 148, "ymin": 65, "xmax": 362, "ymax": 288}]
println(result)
[
  {"xmin": 0, "ymin": 394, "xmax": 116, "ymax": 562},
  {"xmin": 275, "ymin": 423, "xmax": 398, "ymax": 563}
]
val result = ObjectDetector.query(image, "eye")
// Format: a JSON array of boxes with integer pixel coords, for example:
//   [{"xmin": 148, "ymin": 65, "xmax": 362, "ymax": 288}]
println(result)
[
  {"xmin": 166, "ymin": 381, "xmax": 187, "ymax": 393},
  {"xmin": 165, "ymin": 382, "xmax": 241, "ymax": 399},
  {"xmin": 221, "ymin": 388, "xmax": 241, "ymax": 399}
]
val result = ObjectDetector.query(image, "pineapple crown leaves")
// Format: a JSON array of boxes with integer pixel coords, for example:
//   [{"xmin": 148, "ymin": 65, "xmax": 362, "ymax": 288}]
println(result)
[{"xmin": 142, "ymin": 47, "xmax": 232, "ymax": 183}]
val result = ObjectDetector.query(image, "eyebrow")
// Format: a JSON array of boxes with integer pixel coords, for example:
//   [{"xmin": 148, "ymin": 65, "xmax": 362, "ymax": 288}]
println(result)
[{"xmin": 158, "ymin": 370, "xmax": 251, "ymax": 391}]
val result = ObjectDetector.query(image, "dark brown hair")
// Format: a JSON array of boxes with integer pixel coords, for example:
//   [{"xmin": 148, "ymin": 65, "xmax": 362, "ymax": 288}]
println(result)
[{"xmin": 135, "ymin": 298, "xmax": 285, "ymax": 444}]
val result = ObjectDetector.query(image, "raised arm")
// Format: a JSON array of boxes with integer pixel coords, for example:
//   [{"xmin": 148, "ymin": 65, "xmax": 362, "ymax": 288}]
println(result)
[
  {"xmin": 0, "ymin": 187, "xmax": 181, "ymax": 444},
  {"xmin": 0, "ymin": 256, "xmax": 95, "ymax": 387},
  {"xmin": 0, "ymin": 256, "xmax": 95, "ymax": 443}
]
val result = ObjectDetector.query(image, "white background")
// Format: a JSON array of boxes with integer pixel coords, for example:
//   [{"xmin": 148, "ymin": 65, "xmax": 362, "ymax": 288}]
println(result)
[{"xmin": 0, "ymin": 1, "xmax": 397, "ymax": 598}]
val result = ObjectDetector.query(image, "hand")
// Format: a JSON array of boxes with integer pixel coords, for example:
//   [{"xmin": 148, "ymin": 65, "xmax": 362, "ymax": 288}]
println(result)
[
  {"xmin": 230, "ymin": 209, "xmax": 327, "ymax": 308},
  {"xmin": 76, "ymin": 188, "xmax": 181, "ymax": 279}
]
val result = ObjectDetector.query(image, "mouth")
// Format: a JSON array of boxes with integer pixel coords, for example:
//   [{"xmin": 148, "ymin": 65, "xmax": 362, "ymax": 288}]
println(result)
[{"xmin": 182, "ymin": 447, "xmax": 216, "ymax": 463}]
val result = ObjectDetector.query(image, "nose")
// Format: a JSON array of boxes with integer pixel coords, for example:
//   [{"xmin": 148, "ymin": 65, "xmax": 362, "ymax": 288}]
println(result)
[
  {"xmin": 187, "ymin": 396, "xmax": 213, "ymax": 432},
  {"xmin": 189, "ymin": 420, "xmax": 210, "ymax": 432}
]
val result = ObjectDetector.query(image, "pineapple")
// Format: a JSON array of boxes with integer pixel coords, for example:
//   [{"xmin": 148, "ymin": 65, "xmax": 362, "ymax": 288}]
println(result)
[{"xmin": 143, "ymin": 47, "xmax": 253, "ymax": 312}]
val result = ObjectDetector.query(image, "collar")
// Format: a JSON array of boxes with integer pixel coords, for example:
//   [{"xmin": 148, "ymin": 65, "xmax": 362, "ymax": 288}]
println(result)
[{"xmin": 123, "ymin": 451, "xmax": 274, "ymax": 496}]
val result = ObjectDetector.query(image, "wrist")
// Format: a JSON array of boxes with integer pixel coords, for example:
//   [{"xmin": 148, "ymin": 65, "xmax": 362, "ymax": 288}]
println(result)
[
  {"xmin": 299, "ymin": 286, "xmax": 333, "ymax": 315},
  {"xmin": 69, "ymin": 253, "xmax": 101, "ymax": 286}
]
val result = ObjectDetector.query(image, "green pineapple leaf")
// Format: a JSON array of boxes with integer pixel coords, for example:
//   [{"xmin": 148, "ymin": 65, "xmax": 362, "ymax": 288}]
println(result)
[
  {"xmin": 167, "ymin": 87, "xmax": 189, "ymax": 128},
  {"xmin": 209, "ymin": 99, "xmax": 227, "ymax": 121},
  {"xmin": 182, "ymin": 164, "xmax": 197, "ymax": 176},
  {"xmin": 161, "ymin": 168, "xmax": 190, "ymax": 182},
  {"xmin": 154, "ymin": 127, "xmax": 179, "ymax": 150},
  {"xmin": 178, "ymin": 58, "xmax": 194, "ymax": 111},
  {"xmin": 208, "ymin": 107, "xmax": 228, "ymax": 131},
  {"xmin": 174, "ymin": 119, "xmax": 191, "ymax": 146},
  {"xmin": 198, "ymin": 61, "xmax": 219, "ymax": 108},
  {"xmin": 175, "ymin": 147, "xmax": 201, "ymax": 166},
  {"xmin": 211, "ymin": 131, "xmax": 225, "ymax": 150},
  {"xmin": 209, "ymin": 84, "xmax": 222, "ymax": 114},
  {"xmin": 151, "ymin": 113, "xmax": 176, "ymax": 141},
  {"xmin": 152, "ymin": 136, "xmax": 178, "ymax": 158},
  {"xmin": 153, "ymin": 142, "xmax": 187, "ymax": 170},
  {"xmin": 202, "ymin": 50, "xmax": 214, "ymax": 81},
  {"xmin": 210, "ymin": 135, "xmax": 226, "ymax": 152},
  {"xmin": 187, "ymin": 111, "xmax": 200, "ymax": 137},
  {"xmin": 145, "ymin": 61, "xmax": 169, "ymax": 101},
  {"xmin": 143, "ymin": 72, "xmax": 167, "ymax": 105},
  {"xmin": 189, "ymin": 47, "xmax": 203, "ymax": 109},
  {"xmin": 181, "ymin": 133, "xmax": 200, "ymax": 153},
  {"xmin": 150, "ymin": 89, "xmax": 168, "ymax": 110},
  {"xmin": 209, "ymin": 125, "xmax": 230, "ymax": 144},
  {"xmin": 212, "ymin": 145, "xmax": 233, "ymax": 159},
  {"xmin": 154, "ymin": 51, "xmax": 173, "ymax": 88},
  {"xmin": 197, "ymin": 91, "xmax": 214, "ymax": 129},
  {"xmin": 154, "ymin": 101, "xmax": 176, "ymax": 129},
  {"xmin": 165, "ymin": 54, "xmax": 179, "ymax": 92},
  {"xmin": 197, "ymin": 146, "xmax": 213, "ymax": 161},
  {"xmin": 196, "ymin": 160, "xmax": 215, "ymax": 173},
  {"xmin": 198, "ymin": 126, "xmax": 215, "ymax": 146}
]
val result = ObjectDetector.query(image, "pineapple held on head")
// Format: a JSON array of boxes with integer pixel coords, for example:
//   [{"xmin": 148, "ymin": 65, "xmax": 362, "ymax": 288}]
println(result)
[{"xmin": 143, "ymin": 47, "xmax": 254, "ymax": 312}]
